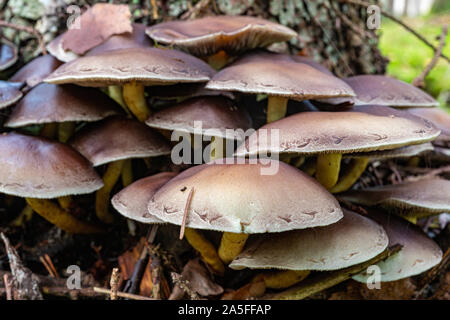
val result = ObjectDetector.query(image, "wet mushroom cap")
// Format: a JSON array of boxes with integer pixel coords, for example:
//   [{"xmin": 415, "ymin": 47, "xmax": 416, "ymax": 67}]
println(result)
[
  {"xmin": 345, "ymin": 75, "xmax": 439, "ymax": 108},
  {"xmin": 235, "ymin": 105, "xmax": 441, "ymax": 157},
  {"xmin": 111, "ymin": 171, "xmax": 177, "ymax": 223},
  {"xmin": 0, "ymin": 39, "xmax": 18, "ymax": 71},
  {"xmin": 0, "ymin": 81, "xmax": 23, "ymax": 110},
  {"xmin": 44, "ymin": 47, "xmax": 216, "ymax": 87},
  {"xmin": 148, "ymin": 159, "xmax": 343, "ymax": 234},
  {"xmin": 5, "ymin": 83, "xmax": 121, "ymax": 127},
  {"xmin": 0, "ymin": 132, "xmax": 103, "ymax": 198},
  {"xmin": 70, "ymin": 117, "xmax": 171, "ymax": 166},
  {"xmin": 344, "ymin": 142, "xmax": 434, "ymax": 160},
  {"xmin": 339, "ymin": 177, "xmax": 450, "ymax": 216},
  {"xmin": 229, "ymin": 209, "xmax": 388, "ymax": 271},
  {"xmin": 9, "ymin": 55, "xmax": 62, "ymax": 88},
  {"xmin": 146, "ymin": 15, "xmax": 297, "ymax": 56},
  {"xmin": 407, "ymin": 107, "xmax": 450, "ymax": 144},
  {"xmin": 145, "ymin": 96, "xmax": 252, "ymax": 140},
  {"xmin": 353, "ymin": 210, "xmax": 442, "ymax": 282},
  {"xmin": 205, "ymin": 52, "xmax": 355, "ymax": 100}
]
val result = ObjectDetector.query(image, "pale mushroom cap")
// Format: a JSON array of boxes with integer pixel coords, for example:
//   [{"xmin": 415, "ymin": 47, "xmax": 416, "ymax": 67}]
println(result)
[
  {"xmin": 44, "ymin": 47, "xmax": 215, "ymax": 87},
  {"xmin": 70, "ymin": 117, "xmax": 171, "ymax": 166},
  {"xmin": 345, "ymin": 75, "xmax": 439, "ymax": 108},
  {"xmin": 148, "ymin": 159, "xmax": 343, "ymax": 234},
  {"xmin": 339, "ymin": 178, "xmax": 450, "ymax": 216},
  {"xmin": 5, "ymin": 83, "xmax": 121, "ymax": 128},
  {"xmin": 0, "ymin": 39, "xmax": 18, "ymax": 71},
  {"xmin": 146, "ymin": 15, "xmax": 297, "ymax": 56},
  {"xmin": 46, "ymin": 34, "xmax": 80, "ymax": 63},
  {"xmin": 205, "ymin": 52, "xmax": 355, "ymax": 100},
  {"xmin": 344, "ymin": 142, "xmax": 434, "ymax": 160},
  {"xmin": 289, "ymin": 55, "xmax": 333, "ymax": 76},
  {"xmin": 145, "ymin": 96, "xmax": 252, "ymax": 140},
  {"xmin": 229, "ymin": 209, "xmax": 388, "ymax": 271},
  {"xmin": 0, "ymin": 81, "xmax": 23, "ymax": 110},
  {"xmin": 9, "ymin": 55, "xmax": 62, "ymax": 88},
  {"xmin": 112, "ymin": 172, "xmax": 177, "ymax": 223},
  {"xmin": 235, "ymin": 105, "xmax": 441, "ymax": 157},
  {"xmin": 353, "ymin": 211, "xmax": 442, "ymax": 282},
  {"xmin": 407, "ymin": 107, "xmax": 450, "ymax": 143},
  {"xmin": 0, "ymin": 132, "xmax": 103, "ymax": 198}
]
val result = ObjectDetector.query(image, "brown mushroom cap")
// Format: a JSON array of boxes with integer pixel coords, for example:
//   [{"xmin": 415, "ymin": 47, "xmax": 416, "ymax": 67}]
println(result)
[
  {"xmin": 5, "ymin": 83, "xmax": 122, "ymax": 128},
  {"xmin": 0, "ymin": 132, "xmax": 103, "ymax": 198},
  {"xmin": 0, "ymin": 81, "xmax": 23, "ymax": 110},
  {"xmin": 70, "ymin": 117, "xmax": 171, "ymax": 166},
  {"xmin": 345, "ymin": 75, "xmax": 439, "ymax": 108},
  {"xmin": 145, "ymin": 96, "xmax": 252, "ymax": 140},
  {"xmin": 289, "ymin": 55, "xmax": 333, "ymax": 76},
  {"xmin": 339, "ymin": 178, "xmax": 450, "ymax": 217},
  {"xmin": 353, "ymin": 210, "xmax": 442, "ymax": 282},
  {"xmin": 146, "ymin": 16, "xmax": 297, "ymax": 57},
  {"xmin": 111, "ymin": 171, "xmax": 177, "ymax": 223},
  {"xmin": 344, "ymin": 142, "xmax": 433, "ymax": 160},
  {"xmin": 205, "ymin": 52, "xmax": 355, "ymax": 100},
  {"xmin": 44, "ymin": 47, "xmax": 215, "ymax": 87},
  {"xmin": 9, "ymin": 55, "xmax": 62, "ymax": 88},
  {"xmin": 235, "ymin": 105, "xmax": 440, "ymax": 157},
  {"xmin": 229, "ymin": 209, "xmax": 388, "ymax": 271},
  {"xmin": 0, "ymin": 38, "xmax": 18, "ymax": 71},
  {"xmin": 407, "ymin": 107, "xmax": 450, "ymax": 144},
  {"xmin": 148, "ymin": 159, "xmax": 343, "ymax": 234}
]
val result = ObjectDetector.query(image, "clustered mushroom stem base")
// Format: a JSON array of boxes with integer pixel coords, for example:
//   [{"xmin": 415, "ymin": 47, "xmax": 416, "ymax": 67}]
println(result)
[
  {"xmin": 218, "ymin": 232, "xmax": 249, "ymax": 265},
  {"xmin": 209, "ymin": 136, "xmax": 224, "ymax": 161},
  {"xmin": 184, "ymin": 228, "xmax": 225, "ymax": 276},
  {"xmin": 260, "ymin": 270, "xmax": 310, "ymax": 289},
  {"xmin": 95, "ymin": 159, "xmax": 125, "ymax": 224},
  {"xmin": 123, "ymin": 82, "xmax": 152, "ymax": 122},
  {"xmin": 267, "ymin": 96, "xmax": 288, "ymax": 123},
  {"xmin": 330, "ymin": 157, "xmax": 370, "ymax": 194},
  {"xmin": 26, "ymin": 198, "xmax": 103, "ymax": 234},
  {"xmin": 315, "ymin": 153, "xmax": 342, "ymax": 190},
  {"xmin": 206, "ymin": 50, "xmax": 229, "ymax": 70}
]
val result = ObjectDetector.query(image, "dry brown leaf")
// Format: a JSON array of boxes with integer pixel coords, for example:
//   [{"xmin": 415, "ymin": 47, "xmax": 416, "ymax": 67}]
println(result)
[
  {"xmin": 221, "ymin": 275, "xmax": 266, "ymax": 300},
  {"xmin": 62, "ymin": 4, "xmax": 132, "ymax": 55}
]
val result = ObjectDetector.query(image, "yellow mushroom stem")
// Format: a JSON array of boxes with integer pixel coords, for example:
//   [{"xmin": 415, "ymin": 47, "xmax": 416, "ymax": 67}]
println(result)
[
  {"xmin": 315, "ymin": 153, "xmax": 342, "ymax": 190},
  {"xmin": 292, "ymin": 156, "xmax": 305, "ymax": 168},
  {"xmin": 26, "ymin": 198, "xmax": 103, "ymax": 234},
  {"xmin": 108, "ymin": 85, "xmax": 129, "ymax": 114},
  {"xmin": 209, "ymin": 136, "xmax": 224, "ymax": 161},
  {"xmin": 121, "ymin": 159, "xmax": 133, "ymax": 187},
  {"xmin": 95, "ymin": 160, "xmax": 125, "ymax": 224},
  {"xmin": 123, "ymin": 82, "xmax": 151, "ymax": 122},
  {"xmin": 302, "ymin": 157, "xmax": 317, "ymax": 176},
  {"xmin": 403, "ymin": 216, "xmax": 417, "ymax": 224},
  {"xmin": 330, "ymin": 157, "xmax": 370, "ymax": 194},
  {"xmin": 218, "ymin": 232, "xmax": 249, "ymax": 264},
  {"xmin": 58, "ymin": 122, "xmax": 76, "ymax": 143},
  {"xmin": 408, "ymin": 156, "xmax": 420, "ymax": 167},
  {"xmin": 207, "ymin": 50, "xmax": 228, "ymax": 70},
  {"xmin": 40, "ymin": 123, "xmax": 58, "ymax": 139},
  {"xmin": 9, "ymin": 204, "xmax": 34, "ymax": 227},
  {"xmin": 259, "ymin": 270, "xmax": 311, "ymax": 289},
  {"xmin": 184, "ymin": 228, "xmax": 225, "ymax": 276},
  {"xmin": 57, "ymin": 196, "xmax": 72, "ymax": 210},
  {"xmin": 267, "ymin": 96, "xmax": 288, "ymax": 123}
]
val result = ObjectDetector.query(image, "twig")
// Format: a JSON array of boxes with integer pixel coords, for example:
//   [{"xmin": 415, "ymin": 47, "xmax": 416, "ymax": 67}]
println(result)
[
  {"xmin": 339, "ymin": 0, "xmax": 449, "ymax": 63},
  {"xmin": 44, "ymin": 254, "xmax": 59, "ymax": 278},
  {"xmin": 109, "ymin": 268, "xmax": 120, "ymax": 300},
  {"xmin": 148, "ymin": 245, "xmax": 162, "ymax": 299},
  {"xmin": 39, "ymin": 256, "xmax": 56, "ymax": 278},
  {"xmin": 402, "ymin": 165, "xmax": 450, "ymax": 182},
  {"xmin": 0, "ymin": 20, "xmax": 47, "ymax": 55},
  {"xmin": 413, "ymin": 25, "xmax": 448, "ymax": 88},
  {"xmin": 170, "ymin": 272, "xmax": 200, "ymax": 300},
  {"xmin": 180, "ymin": 0, "xmax": 210, "ymax": 20},
  {"xmin": 179, "ymin": 187, "xmax": 194, "ymax": 240},
  {"xmin": 3, "ymin": 274, "xmax": 12, "ymax": 300},
  {"xmin": 93, "ymin": 287, "xmax": 155, "ymax": 300}
]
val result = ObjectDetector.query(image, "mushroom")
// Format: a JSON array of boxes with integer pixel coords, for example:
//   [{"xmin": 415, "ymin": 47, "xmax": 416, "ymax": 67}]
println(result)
[
  {"xmin": 147, "ymin": 159, "xmax": 343, "ymax": 273},
  {"xmin": 145, "ymin": 96, "xmax": 252, "ymax": 161},
  {"xmin": 338, "ymin": 177, "xmax": 450, "ymax": 222},
  {"xmin": 146, "ymin": 16, "xmax": 297, "ymax": 69},
  {"xmin": 44, "ymin": 47, "xmax": 215, "ymax": 122},
  {"xmin": 0, "ymin": 38, "xmax": 18, "ymax": 71},
  {"xmin": 0, "ymin": 132, "xmax": 103, "ymax": 233},
  {"xmin": 407, "ymin": 107, "xmax": 450, "ymax": 146},
  {"xmin": 0, "ymin": 81, "xmax": 23, "ymax": 110},
  {"xmin": 70, "ymin": 117, "xmax": 171, "ymax": 223},
  {"xmin": 352, "ymin": 210, "xmax": 442, "ymax": 282},
  {"xmin": 9, "ymin": 55, "xmax": 62, "ymax": 88},
  {"xmin": 343, "ymin": 142, "xmax": 434, "ymax": 161},
  {"xmin": 229, "ymin": 209, "xmax": 388, "ymax": 289},
  {"xmin": 235, "ymin": 105, "xmax": 440, "ymax": 192},
  {"xmin": 205, "ymin": 51, "xmax": 355, "ymax": 123},
  {"xmin": 344, "ymin": 75, "xmax": 439, "ymax": 108}
]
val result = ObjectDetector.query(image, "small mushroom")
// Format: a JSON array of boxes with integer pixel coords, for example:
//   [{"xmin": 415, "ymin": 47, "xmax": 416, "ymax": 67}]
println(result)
[
  {"xmin": 70, "ymin": 117, "xmax": 171, "ymax": 223},
  {"xmin": 0, "ymin": 81, "xmax": 23, "ymax": 110},
  {"xmin": 353, "ymin": 210, "xmax": 442, "ymax": 282},
  {"xmin": 205, "ymin": 51, "xmax": 354, "ymax": 123},
  {"xmin": 9, "ymin": 55, "xmax": 62, "ymax": 88},
  {"xmin": 0, "ymin": 38, "xmax": 18, "ymax": 71}
]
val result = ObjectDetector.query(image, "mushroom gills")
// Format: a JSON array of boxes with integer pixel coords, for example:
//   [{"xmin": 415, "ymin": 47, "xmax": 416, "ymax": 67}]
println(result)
[{"xmin": 123, "ymin": 81, "xmax": 152, "ymax": 122}]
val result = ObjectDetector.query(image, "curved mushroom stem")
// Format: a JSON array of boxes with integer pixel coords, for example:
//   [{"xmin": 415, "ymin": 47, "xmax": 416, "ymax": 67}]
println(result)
[
  {"xmin": 207, "ymin": 50, "xmax": 228, "ymax": 70},
  {"xmin": 330, "ymin": 157, "xmax": 370, "ymax": 194},
  {"xmin": 209, "ymin": 136, "xmax": 224, "ymax": 161},
  {"xmin": 267, "ymin": 96, "xmax": 288, "ymax": 123},
  {"xmin": 123, "ymin": 82, "xmax": 151, "ymax": 122},
  {"xmin": 95, "ymin": 160, "xmax": 125, "ymax": 224},
  {"xmin": 184, "ymin": 228, "xmax": 225, "ymax": 276},
  {"xmin": 57, "ymin": 196, "xmax": 72, "ymax": 210},
  {"xmin": 9, "ymin": 204, "xmax": 34, "ymax": 227},
  {"xmin": 58, "ymin": 122, "xmax": 76, "ymax": 143},
  {"xmin": 121, "ymin": 159, "xmax": 133, "ymax": 187},
  {"xmin": 218, "ymin": 232, "xmax": 249, "ymax": 264},
  {"xmin": 315, "ymin": 153, "xmax": 342, "ymax": 190},
  {"xmin": 40, "ymin": 123, "xmax": 58, "ymax": 139},
  {"xmin": 26, "ymin": 198, "xmax": 104, "ymax": 234},
  {"xmin": 301, "ymin": 157, "xmax": 317, "ymax": 176},
  {"xmin": 108, "ymin": 85, "xmax": 129, "ymax": 114},
  {"xmin": 259, "ymin": 270, "xmax": 310, "ymax": 289}
]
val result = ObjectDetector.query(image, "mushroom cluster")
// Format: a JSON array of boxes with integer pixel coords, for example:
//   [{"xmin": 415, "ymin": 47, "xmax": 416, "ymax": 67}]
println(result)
[{"xmin": 0, "ymin": 4, "xmax": 447, "ymax": 300}]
